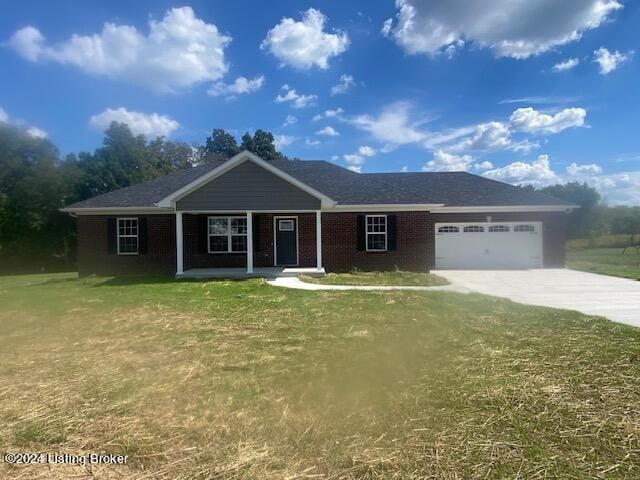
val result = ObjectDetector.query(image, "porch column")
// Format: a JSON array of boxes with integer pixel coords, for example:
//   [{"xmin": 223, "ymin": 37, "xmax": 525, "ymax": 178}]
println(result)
[
  {"xmin": 176, "ymin": 211, "xmax": 184, "ymax": 275},
  {"xmin": 246, "ymin": 211, "xmax": 254, "ymax": 273},
  {"xmin": 316, "ymin": 210, "xmax": 323, "ymax": 271}
]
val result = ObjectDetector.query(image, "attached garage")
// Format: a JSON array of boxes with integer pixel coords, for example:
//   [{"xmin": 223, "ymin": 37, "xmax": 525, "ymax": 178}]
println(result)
[{"xmin": 434, "ymin": 222, "xmax": 543, "ymax": 269}]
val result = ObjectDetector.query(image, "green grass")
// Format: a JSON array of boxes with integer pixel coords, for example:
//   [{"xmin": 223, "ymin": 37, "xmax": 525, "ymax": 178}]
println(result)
[
  {"xmin": 1, "ymin": 273, "xmax": 639, "ymax": 479},
  {"xmin": 567, "ymin": 233, "xmax": 640, "ymax": 249},
  {"xmin": 567, "ymin": 247, "xmax": 640, "ymax": 280},
  {"xmin": 299, "ymin": 270, "xmax": 450, "ymax": 286}
]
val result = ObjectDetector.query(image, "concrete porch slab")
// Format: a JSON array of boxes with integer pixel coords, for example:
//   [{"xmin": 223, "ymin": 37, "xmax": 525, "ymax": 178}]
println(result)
[{"xmin": 177, "ymin": 267, "xmax": 325, "ymax": 279}]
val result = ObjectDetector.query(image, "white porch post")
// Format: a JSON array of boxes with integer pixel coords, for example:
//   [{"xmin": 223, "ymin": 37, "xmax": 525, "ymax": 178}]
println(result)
[
  {"xmin": 316, "ymin": 210, "xmax": 323, "ymax": 271},
  {"xmin": 176, "ymin": 211, "xmax": 184, "ymax": 275},
  {"xmin": 246, "ymin": 211, "xmax": 254, "ymax": 273}
]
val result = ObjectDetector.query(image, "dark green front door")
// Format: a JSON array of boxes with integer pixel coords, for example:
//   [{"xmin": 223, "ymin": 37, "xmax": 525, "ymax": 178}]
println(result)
[{"xmin": 275, "ymin": 217, "xmax": 297, "ymax": 266}]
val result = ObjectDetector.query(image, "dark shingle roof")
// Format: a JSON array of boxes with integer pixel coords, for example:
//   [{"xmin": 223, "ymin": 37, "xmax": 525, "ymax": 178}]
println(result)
[
  {"xmin": 64, "ymin": 159, "xmax": 570, "ymax": 209},
  {"xmin": 365, "ymin": 172, "xmax": 572, "ymax": 206}
]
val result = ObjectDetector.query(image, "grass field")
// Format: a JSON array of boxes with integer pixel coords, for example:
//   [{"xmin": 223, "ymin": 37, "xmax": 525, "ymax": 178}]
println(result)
[
  {"xmin": 1, "ymin": 273, "xmax": 639, "ymax": 479},
  {"xmin": 299, "ymin": 270, "xmax": 449, "ymax": 286},
  {"xmin": 567, "ymin": 247, "xmax": 640, "ymax": 280}
]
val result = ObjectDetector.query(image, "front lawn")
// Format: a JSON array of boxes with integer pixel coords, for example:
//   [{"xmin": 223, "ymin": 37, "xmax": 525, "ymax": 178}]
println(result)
[
  {"xmin": 1, "ymin": 273, "xmax": 639, "ymax": 479},
  {"xmin": 567, "ymin": 247, "xmax": 640, "ymax": 280},
  {"xmin": 300, "ymin": 270, "xmax": 449, "ymax": 286}
]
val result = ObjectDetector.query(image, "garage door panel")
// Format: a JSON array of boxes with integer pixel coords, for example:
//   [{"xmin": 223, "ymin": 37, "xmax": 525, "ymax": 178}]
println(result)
[{"xmin": 435, "ymin": 222, "xmax": 542, "ymax": 270}]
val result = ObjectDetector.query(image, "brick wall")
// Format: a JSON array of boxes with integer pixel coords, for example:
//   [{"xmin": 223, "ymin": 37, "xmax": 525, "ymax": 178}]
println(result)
[
  {"xmin": 428, "ymin": 212, "xmax": 567, "ymax": 268},
  {"xmin": 76, "ymin": 210, "xmax": 566, "ymax": 276},
  {"xmin": 77, "ymin": 215, "xmax": 176, "ymax": 276},
  {"xmin": 321, "ymin": 212, "xmax": 430, "ymax": 272}
]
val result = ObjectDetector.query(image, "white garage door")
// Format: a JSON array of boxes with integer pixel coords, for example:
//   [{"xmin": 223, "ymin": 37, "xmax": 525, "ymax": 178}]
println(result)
[{"xmin": 435, "ymin": 222, "xmax": 543, "ymax": 269}]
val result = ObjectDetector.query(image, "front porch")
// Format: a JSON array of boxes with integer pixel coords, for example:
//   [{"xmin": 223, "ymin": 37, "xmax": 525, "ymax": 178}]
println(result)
[
  {"xmin": 176, "ymin": 266, "xmax": 325, "ymax": 279},
  {"xmin": 175, "ymin": 211, "xmax": 323, "ymax": 276}
]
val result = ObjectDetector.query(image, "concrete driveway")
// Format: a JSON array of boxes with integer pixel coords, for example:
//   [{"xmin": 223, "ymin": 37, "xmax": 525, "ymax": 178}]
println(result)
[{"xmin": 436, "ymin": 269, "xmax": 640, "ymax": 328}]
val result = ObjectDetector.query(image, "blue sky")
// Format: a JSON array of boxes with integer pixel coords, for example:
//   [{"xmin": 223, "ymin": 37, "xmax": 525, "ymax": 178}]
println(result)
[{"xmin": 1, "ymin": 0, "xmax": 639, "ymax": 204}]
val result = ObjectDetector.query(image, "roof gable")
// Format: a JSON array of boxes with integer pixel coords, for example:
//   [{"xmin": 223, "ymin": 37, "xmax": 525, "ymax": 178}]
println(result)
[
  {"xmin": 175, "ymin": 159, "xmax": 322, "ymax": 211},
  {"xmin": 157, "ymin": 151, "xmax": 335, "ymax": 208}
]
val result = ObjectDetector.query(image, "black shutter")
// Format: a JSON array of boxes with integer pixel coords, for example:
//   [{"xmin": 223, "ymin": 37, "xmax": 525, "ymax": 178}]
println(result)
[
  {"xmin": 356, "ymin": 214, "xmax": 366, "ymax": 251},
  {"xmin": 138, "ymin": 218, "xmax": 148, "ymax": 254},
  {"xmin": 198, "ymin": 215, "xmax": 208, "ymax": 253},
  {"xmin": 107, "ymin": 218, "xmax": 117, "ymax": 255},
  {"xmin": 387, "ymin": 215, "xmax": 397, "ymax": 251},
  {"xmin": 252, "ymin": 215, "xmax": 260, "ymax": 252}
]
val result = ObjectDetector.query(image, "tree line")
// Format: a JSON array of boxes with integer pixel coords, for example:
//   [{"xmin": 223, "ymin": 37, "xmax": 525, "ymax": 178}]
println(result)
[
  {"xmin": 0, "ymin": 122, "xmax": 287, "ymax": 273},
  {"xmin": 1, "ymin": 120, "xmax": 638, "ymax": 273},
  {"xmin": 521, "ymin": 182, "xmax": 640, "ymax": 240}
]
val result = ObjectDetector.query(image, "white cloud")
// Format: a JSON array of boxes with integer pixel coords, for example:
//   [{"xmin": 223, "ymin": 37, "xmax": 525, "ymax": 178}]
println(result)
[
  {"xmin": 400, "ymin": 165, "xmax": 409, "ymax": 172},
  {"xmin": 422, "ymin": 150, "xmax": 474, "ymax": 171},
  {"xmin": 316, "ymin": 126, "xmax": 339, "ymax": 136},
  {"xmin": 261, "ymin": 8, "xmax": 349, "ymax": 70},
  {"xmin": 331, "ymin": 74, "xmax": 356, "ymax": 95},
  {"xmin": 483, "ymin": 155, "xmax": 640, "ymax": 205},
  {"xmin": 89, "ymin": 107, "xmax": 180, "ymax": 137},
  {"xmin": 381, "ymin": 18, "xmax": 393, "ymax": 37},
  {"xmin": 274, "ymin": 84, "xmax": 317, "ymax": 108},
  {"xmin": 8, "ymin": 26, "xmax": 44, "ymax": 61},
  {"xmin": 0, "ymin": 107, "xmax": 47, "ymax": 138},
  {"xmin": 474, "ymin": 160, "xmax": 494, "ymax": 170},
  {"xmin": 282, "ymin": 114, "xmax": 297, "ymax": 127},
  {"xmin": 312, "ymin": 108, "xmax": 344, "ymax": 122},
  {"xmin": 593, "ymin": 47, "xmax": 631, "ymax": 74},
  {"xmin": 566, "ymin": 162, "xmax": 602, "ymax": 175},
  {"xmin": 9, "ymin": 7, "xmax": 231, "ymax": 93},
  {"xmin": 274, "ymin": 134, "xmax": 295, "ymax": 149},
  {"xmin": 384, "ymin": 0, "xmax": 622, "ymax": 59},
  {"xmin": 348, "ymin": 101, "xmax": 428, "ymax": 146},
  {"xmin": 342, "ymin": 145, "xmax": 377, "ymax": 171},
  {"xmin": 344, "ymin": 153, "xmax": 364, "ymax": 165},
  {"xmin": 208, "ymin": 75, "xmax": 264, "ymax": 98},
  {"xmin": 483, "ymin": 154, "xmax": 560, "ymax": 186},
  {"xmin": 26, "ymin": 127, "xmax": 47, "ymax": 138},
  {"xmin": 330, "ymin": 155, "xmax": 339, "ymax": 161},
  {"xmin": 579, "ymin": 172, "xmax": 640, "ymax": 205},
  {"xmin": 450, "ymin": 121, "xmax": 512, "ymax": 152},
  {"xmin": 553, "ymin": 58, "xmax": 579, "ymax": 72},
  {"xmin": 305, "ymin": 138, "xmax": 321, "ymax": 146},
  {"xmin": 357, "ymin": 145, "xmax": 376, "ymax": 157},
  {"xmin": 499, "ymin": 96, "xmax": 581, "ymax": 105},
  {"xmin": 510, "ymin": 107, "xmax": 586, "ymax": 134}
]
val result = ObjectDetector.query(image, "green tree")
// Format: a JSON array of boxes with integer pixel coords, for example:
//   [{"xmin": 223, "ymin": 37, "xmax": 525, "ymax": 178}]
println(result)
[
  {"xmin": 539, "ymin": 182, "xmax": 602, "ymax": 239},
  {"xmin": 0, "ymin": 123, "xmax": 75, "ymax": 272},
  {"xmin": 204, "ymin": 129, "xmax": 240, "ymax": 159},
  {"xmin": 241, "ymin": 129, "xmax": 284, "ymax": 161}
]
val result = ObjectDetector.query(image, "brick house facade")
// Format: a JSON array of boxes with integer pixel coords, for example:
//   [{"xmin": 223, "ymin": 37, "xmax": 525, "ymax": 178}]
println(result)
[{"xmin": 65, "ymin": 151, "xmax": 574, "ymax": 277}]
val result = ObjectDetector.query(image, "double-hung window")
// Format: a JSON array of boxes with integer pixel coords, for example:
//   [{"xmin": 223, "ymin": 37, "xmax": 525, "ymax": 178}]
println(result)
[
  {"xmin": 208, "ymin": 217, "xmax": 247, "ymax": 253},
  {"xmin": 117, "ymin": 218, "xmax": 139, "ymax": 255},
  {"xmin": 366, "ymin": 215, "xmax": 387, "ymax": 251}
]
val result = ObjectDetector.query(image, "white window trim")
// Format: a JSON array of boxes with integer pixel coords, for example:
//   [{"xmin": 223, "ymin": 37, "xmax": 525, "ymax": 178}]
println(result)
[
  {"xmin": 117, "ymin": 217, "xmax": 139, "ymax": 255},
  {"xmin": 208, "ymin": 216, "xmax": 247, "ymax": 254},
  {"xmin": 365, "ymin": 214, "xmax": 388, "ymax": 252}
]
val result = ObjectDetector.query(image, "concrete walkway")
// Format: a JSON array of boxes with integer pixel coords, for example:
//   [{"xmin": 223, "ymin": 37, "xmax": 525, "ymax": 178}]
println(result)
[
  {"xmin": 436, "ymin": 269, "xmax": 640, "ymax": 328},
  {"xmin": 266, "ymin": 276, "xmax": 469, "ymax": 293}
]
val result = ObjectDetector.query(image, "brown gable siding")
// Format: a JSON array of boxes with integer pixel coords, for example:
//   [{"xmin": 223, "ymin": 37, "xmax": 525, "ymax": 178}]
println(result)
[{"xmin": 175, "ymin": 160, "xmax": 321, "ymax": 211}]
